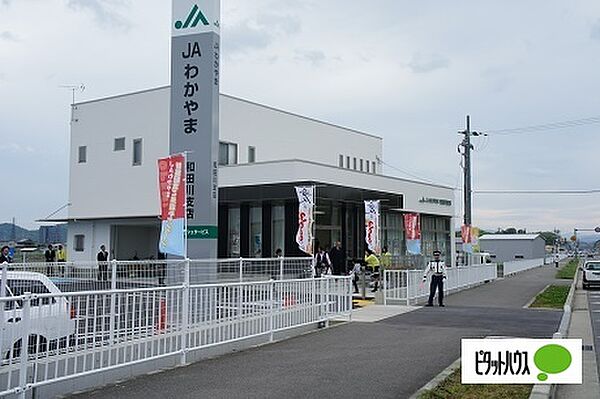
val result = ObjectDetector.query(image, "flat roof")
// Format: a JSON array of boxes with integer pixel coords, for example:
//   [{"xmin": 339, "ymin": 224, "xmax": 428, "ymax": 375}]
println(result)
[
  {"xmin": 74, "ymin": 86, "xmax": 383, "ymax": 141},
  {"xmin": 479, "ymin": 234, "xmax": 541, "ymax": 241},
  {"xmin": 221, "ymin": 159, "xmax": 454, "ymax": 190}
]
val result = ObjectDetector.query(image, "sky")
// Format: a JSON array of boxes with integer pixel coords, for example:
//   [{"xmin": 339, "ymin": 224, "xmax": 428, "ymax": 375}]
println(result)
[{"xmin": 1, "ymin": 0, "xmax": 600, "ymax": 235}]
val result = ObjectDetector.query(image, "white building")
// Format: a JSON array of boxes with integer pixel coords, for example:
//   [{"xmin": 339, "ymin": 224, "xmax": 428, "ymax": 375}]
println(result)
[
  {"xmin": 59, "ymin": 86, "xmax": 455, "ymax": 267},
  {"xmin": 479, "ymin": 234, "xmax": 547, "ymax": 263}
]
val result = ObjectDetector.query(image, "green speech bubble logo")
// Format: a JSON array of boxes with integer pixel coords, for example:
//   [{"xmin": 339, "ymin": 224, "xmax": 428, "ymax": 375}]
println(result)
[{"xmin": 534, "ymin": 344, "xmax": 572, "ymax": 381}]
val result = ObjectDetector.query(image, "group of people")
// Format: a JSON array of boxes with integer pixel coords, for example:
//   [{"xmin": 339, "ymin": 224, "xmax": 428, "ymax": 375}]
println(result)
[
  {"xmin": 44, "ymin": 244, "xmax": 67, "ymax": 276},
  {"xmin": 311, "ymin": 242, "xmax": 392, "ymax": 294}
]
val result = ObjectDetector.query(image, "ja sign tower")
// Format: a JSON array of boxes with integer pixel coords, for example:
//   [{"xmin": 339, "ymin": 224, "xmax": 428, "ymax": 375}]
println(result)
[{"xmin": 170, "ymin": 0, "xmax": 220, "ymax": 260}]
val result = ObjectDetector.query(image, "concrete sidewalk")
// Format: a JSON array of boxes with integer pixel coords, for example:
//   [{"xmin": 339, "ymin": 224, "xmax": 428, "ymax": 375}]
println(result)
[{"xmin": 555, "ymin": 275, "xmax": 600, "ymax": 398}]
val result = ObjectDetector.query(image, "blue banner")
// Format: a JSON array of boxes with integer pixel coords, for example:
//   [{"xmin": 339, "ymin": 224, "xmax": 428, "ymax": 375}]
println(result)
[
  {"xmin": 406, "ymin": 239, "xmax": 421, "ymax": 255},
  {"xmin": 159, "ymin": 218, "xmax": 185, "ymax": 257}
]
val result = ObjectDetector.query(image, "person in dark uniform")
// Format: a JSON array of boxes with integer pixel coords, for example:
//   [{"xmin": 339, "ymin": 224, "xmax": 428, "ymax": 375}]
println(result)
[
  {"xmin": 97, "ymin": 245, "xmax": 109, "ymax": 281},
  {"xmin": 329, "ymin": 241, "xmax": 346, "ymax": 276},
  {"xmin": 423, "ymin": 250, "xmax": 447, "ymax": 307}
]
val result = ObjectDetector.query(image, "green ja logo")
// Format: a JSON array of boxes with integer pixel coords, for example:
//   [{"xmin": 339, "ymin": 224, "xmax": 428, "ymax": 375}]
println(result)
[{"xmin": 175, "ymin": 4, "xmax": 209, "ymax": 30}]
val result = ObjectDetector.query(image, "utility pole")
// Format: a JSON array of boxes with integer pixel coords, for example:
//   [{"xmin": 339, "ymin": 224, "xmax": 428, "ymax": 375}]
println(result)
[{"xmin": 461, "ymin": 116, "xmax": 473, "ymax": 226}]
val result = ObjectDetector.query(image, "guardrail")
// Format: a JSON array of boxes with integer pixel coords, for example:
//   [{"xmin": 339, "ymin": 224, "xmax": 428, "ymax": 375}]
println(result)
[
  {"xmin": 383, "ymin": 264, "xmax": 498, "ymax": 305},
  {"xmin": 0, "ymin": 260, "xmax": 351, "ymax": 398},
  {"xmin": 1, "ymin": 257, "xmax": 314, "ymax": 293},
  {"xmin": 503, "ymin": 258, "xmax": 547, "ymax": 277}
]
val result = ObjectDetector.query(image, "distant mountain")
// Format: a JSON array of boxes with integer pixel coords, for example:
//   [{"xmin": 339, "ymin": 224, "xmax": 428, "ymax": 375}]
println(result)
[
  {"xmin": 0, "ymin": 223, "xmax": 67, "ymax": 244},
  {"xmin": 0, "ymin": 223, "xmax": 38, "ymax": 242}
]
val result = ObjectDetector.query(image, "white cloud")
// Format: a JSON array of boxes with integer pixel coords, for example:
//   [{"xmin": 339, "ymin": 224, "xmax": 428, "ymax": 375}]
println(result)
[{"xmin": 66, "ymin": 0, "xmax": 131, "ymax": 31}]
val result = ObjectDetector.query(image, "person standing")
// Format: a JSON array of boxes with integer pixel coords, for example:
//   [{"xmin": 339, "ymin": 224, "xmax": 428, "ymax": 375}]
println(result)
[
  {"xmin": 0, "ymin": 246, "xmax": 12, "ymax": 264},
  {"xmin": 554, "ymin": 252, "xmax": 560, "ymax": 268},
  {"xmin": 329, "ymin": 241, "xmax": 346, "ymax": 276},
  {"xmin": 314, "ymin": 247, "xmax": 331, "ymax": 277},
  {"xmin": 56, "ymin": 244, "xmax": 66, "ymax": 276},
  {"xmin": 45, "ymin": 244, "xmax": 56, "ymax": 276},
  {"xmin": 364, "ymin": 249, "xmax": 381, "ymax": 292},
  {"xmin": 97, "ymin": 245, "xmax": 109, "ymax": 281},
  {"xmin": 423, "ymin": 250, "xmax": 447, "ymax": 307}
]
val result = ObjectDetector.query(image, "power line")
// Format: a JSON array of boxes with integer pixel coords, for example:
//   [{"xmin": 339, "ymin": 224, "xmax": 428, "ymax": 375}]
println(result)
[
  {"xmin": 377, "ymin": 157, "xmax": 453, "ymax": 186},
  {"xmin": 484, "ymin": 115, "xmax": 600, "ymax": 136}
]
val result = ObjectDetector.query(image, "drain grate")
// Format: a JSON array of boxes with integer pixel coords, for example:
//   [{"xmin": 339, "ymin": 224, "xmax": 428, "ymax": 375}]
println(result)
[{"xmin": 583, "ymin": 345, "xmax": 594, "ymax": 351}]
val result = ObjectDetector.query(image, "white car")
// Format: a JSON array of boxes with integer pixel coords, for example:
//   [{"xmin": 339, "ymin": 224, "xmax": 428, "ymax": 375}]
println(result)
[
  {"xmin": 1, "ymin": 271, "xmax": 76, "ymax": 358},
  {"xmin": 581, "ymin": 261, "xmax": 600, "ymax": 290}
]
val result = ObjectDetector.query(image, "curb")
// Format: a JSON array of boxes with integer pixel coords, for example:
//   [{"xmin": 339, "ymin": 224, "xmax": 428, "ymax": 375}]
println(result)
[
  {"xmin": 408, "ymin": 357, "xmax": 461, "ymax": 399},
  {"xmin": 528, "ymin": 260, "xmax": 579, "ymax": 399}
]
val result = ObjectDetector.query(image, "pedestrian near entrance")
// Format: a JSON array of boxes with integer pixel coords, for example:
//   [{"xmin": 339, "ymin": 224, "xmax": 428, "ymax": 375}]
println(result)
[
  {"xmin": 423, "ymin": 250, "xmax": 447, "ymax": 307},
  {"xmin": 97, "ymin": 245, "xmax": 109, "ymax": 281},
  {"xmin": 329, "ymin": 241, "xmax": 346, "ymax": 275},
  {"xmin": 554, "ymin": 253, "xmax": 560, "ymax": 268},
  {"xmin": 379, "ymin": 246, "xmax": 392, "ymax": 290},
  {"xmin": 364, "ymin": 249, "xmax": 380, "ymax": 292},
  {"xmin": 314, "ymin": 247, "xmax": 331, "ymax": 277},
  {"xmin": 45, "ymin": 244, "xmax": 56, "ymax": 276}
]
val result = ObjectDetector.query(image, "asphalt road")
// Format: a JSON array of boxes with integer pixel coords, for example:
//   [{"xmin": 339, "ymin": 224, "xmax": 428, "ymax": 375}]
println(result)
[{"xmin": 72, "ymin": 265, "xmax": 563, "ymax": 399}]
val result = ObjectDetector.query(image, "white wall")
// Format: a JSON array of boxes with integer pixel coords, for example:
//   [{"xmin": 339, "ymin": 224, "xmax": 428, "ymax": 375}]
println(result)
[
  {"xmin": 221, "ymin": 94, "xmax": 382, "ymax": 167},
  {"xmin": 69, "ymin": 88, "xmax": 383, "ymax": 220},
  {"xmin": 67, "ymin": 221, "xmax": 110, "ymax": 262}
]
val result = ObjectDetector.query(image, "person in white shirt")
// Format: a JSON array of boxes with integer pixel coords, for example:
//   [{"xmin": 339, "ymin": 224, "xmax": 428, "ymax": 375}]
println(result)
[
  {"xmin": 554, "ymin": 253, "xmax": 560, "ymax": 268},
  {"xmin": 422, "ymin": 250, "xmax": 447, "ymax": 307}
]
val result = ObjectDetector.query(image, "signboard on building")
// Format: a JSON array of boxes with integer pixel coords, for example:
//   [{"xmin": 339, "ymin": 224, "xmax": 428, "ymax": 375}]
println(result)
[
  {"xmin": 169, "ymin": 0, "xmax": 220, "ymax": 259},
  {"xmin": 364, "ymin": 200, "xmax": 381, "ymax": 255}
]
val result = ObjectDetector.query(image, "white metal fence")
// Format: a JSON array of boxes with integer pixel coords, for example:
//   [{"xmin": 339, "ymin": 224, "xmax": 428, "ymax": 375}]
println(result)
[
  {"xmin": 0, "ymin": 261, "xmax": 351, "ymax": 398},
  {"xmin": 1, "ymin": 257, "xmax": 313, "ymax": 293},
  {"xmin": 502, "ymin": 258, "xmax": 547, "ymax": 277},
  {"xmin": 383, "ymin": 264, "xmax": 498, "ymax": 305}
]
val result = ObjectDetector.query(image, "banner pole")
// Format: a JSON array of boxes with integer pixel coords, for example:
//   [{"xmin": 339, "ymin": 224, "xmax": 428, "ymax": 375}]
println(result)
[{"xmin": 184, "ymin": 151, "xmax": 188, "ymax": 260}]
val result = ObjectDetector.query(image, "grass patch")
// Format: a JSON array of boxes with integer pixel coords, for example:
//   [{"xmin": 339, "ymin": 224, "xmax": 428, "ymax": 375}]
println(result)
[
  {"xmin": 418, "ymin": 368, "xmax": 531, "ymax": 399},
  {"xmin": 556, "ymin": 258, "xmax": 579, "ymax": 280},
  {"xmin": 529, "ymin": 285, "xmax": 570, "ymax": 309}
]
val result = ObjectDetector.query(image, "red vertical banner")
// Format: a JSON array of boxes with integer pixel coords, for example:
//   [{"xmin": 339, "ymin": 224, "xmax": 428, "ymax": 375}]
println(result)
[
  {"xmin": 403, "ymin": 213, "xmax": 421, "ymax": 255},
  {"xmin": 158, "ymin": 154, "xmax": 186, "ymax": 256},
  {"xmin": 461, "ymin": 224, "xmax": 473, "ymax": 254}
]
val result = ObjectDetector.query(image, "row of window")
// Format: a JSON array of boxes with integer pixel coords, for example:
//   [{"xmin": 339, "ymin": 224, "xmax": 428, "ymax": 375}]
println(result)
[
  {"xmin": 338, "ymin": 155, "xmax": 377, "ymax": 174},
  {"xmin": 219, "ymin": 142, "xmax": 255, "ymax": 166},
  {"xmin": 78, "ymin": 137, "xmax": 143, "ymax": 166}
]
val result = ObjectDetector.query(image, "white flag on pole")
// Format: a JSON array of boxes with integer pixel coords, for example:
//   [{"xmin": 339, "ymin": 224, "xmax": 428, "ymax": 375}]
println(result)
[{"xmin": 295, "ymin": 186, "xmax": 315, "ymax": 255}]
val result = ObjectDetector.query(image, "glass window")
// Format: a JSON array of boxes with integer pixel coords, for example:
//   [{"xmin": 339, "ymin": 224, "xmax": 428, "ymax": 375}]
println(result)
[
  {"xmin": 132, "ymin": 139, "xmax": 142, "ymax": 166},
  {"xmin": 250, "ymin": 206, "xmax": 262, "ymax": 258},
  {"xmin": 78, "ymin": 146, "xmax": 87, "ymax": 163},
  {"xmin": 346, "ymin": 156, "xmax": 350, "ymax": 168},
  {"xmin": 219, "ymin": 142, "xmax": 238, "ymax": 165},
  {"xmin": 366, "ymin": 161, "xmax": 370, "ymax": 173},
  {"xmin": 228, "ymin": 208, "xmax": 240, "ymax": 258},
  {"xmin": 114, "ymin": 137, "xmax": 125, "ymax": 151},
  {"xmin": 74, "ymin": 235, "xmax": 85, "ymax": 252},
  {"xmin": 248, "ymin": 146, "xmax": 256, "ymax": 163},
  {"xmin": 353, "ymin": 157, "xmax": 357, "ymax": 170},
  {"xmin": 360, "ymin": 159, "xmax": 364, "ymax": 171},
  {"xmin": 272, "ymin": 205, "xmax": 285, "ymax": 256},
  {"xmin": 338, "ymin": 155, "xmax": 343, "ymax": 168},
  {"xmin": 372, "ymin": 161, "xmax": 376, "ymax": 174}
]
